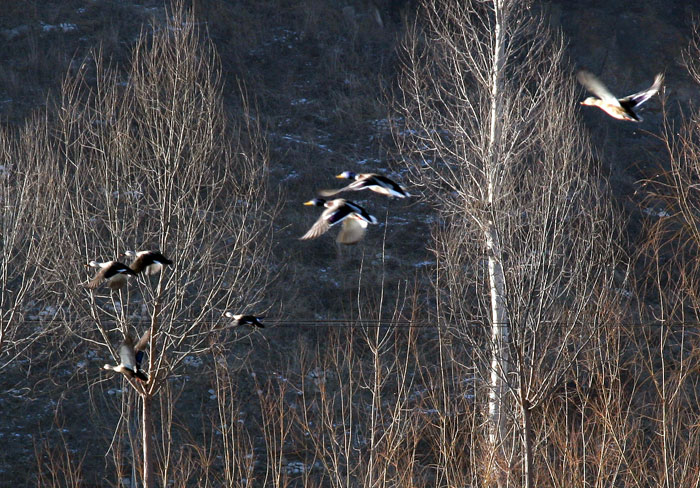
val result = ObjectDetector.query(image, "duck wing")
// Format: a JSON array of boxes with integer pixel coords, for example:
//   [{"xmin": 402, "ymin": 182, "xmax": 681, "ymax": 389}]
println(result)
[
  {"xmin": 86, "ymin": 261, "xmax": 124, "ymax": 288},
  {"xmin": 577, "ymin": 71, "xmax": 621, "ymax": 106},
  {"xmin": 325, "ymin": 203, "xmax": 354, "ymax": 225},
  {"xmin": 130, "ymin": 329, "xmax": 151, "ymax": 371},
  {"xmin": 300, "ymin": 202, "xmax": 353, "ymax": 240},
  {"xmin": 318, "ymin": 184, "xmax": 355, "ymax": 197},
  {"xmin": 92, "ymin": 262, "xmax": 136, "ymax": 289},
  {"xmin": 86, "ymin": 267, "xmax": 109, "ymax": 289},
  {"xmin": 337, "ymin": 215, "xmax": 368, "ymax": 245},
  {"xmin": 140, "ymin": 250, "xmax": 173, "ymax": 266},
  {"xmin": 119, "ymin": 335, "xmax": 138, "ymax": 371},
  {"xmin": 134, "ymin": 329, "xmax": 151, "ymax": 352},
  {"xmin": 348, "ymin": 174, "xmax": 384, "ymax": 189},
  {"xmin": 239, "ymin": 315, "xmax": 265, "ymax": 328},
  {"xmin": 134, "ymin": 370, "xmax": 148, "ymax": 381},
  {"xmin": 107, "ymin": 274, "xmax": 128, "ymax": 290},
  {"xmin": 344, "ymin": 201, "xmax": 377, "ymax": 224},
  {"xmin": 129, "ymin": 253, "xmax": 153, "ymax": 274},
  {"xmin": 365, "ymin": 174, "xmax": 409, "ymax": 198},
  {"xmin": 107, "ymin": 261, "xmax": 134, "ymax": 277},
  {"xmin": 300, "ymin": 214, "xmax": 332, "ymax": 240},
  {"xmin": 619, "ymin": 73, "xmax": 664, "ymax": 108},
  {"xmin": 135, "ymin": 350, "xmax": 144, "ymax": 368},
  {"xmin": 154, "ymin": 251, "xmax": 173, "ymax": 265}
]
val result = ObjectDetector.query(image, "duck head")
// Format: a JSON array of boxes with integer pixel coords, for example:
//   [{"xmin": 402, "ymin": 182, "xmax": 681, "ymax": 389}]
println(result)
[{"xmin": 303, "ymin": 198, "xmax": 326, "ymax": 207}]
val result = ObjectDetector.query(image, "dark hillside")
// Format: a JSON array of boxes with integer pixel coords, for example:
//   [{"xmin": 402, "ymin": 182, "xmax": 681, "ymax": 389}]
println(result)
[{"xmin": 1, "ymin": 0, "xmax": 698, "ymax": 485}]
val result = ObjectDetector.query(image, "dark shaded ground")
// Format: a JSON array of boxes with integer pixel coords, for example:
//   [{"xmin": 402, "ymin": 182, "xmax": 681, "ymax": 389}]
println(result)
[{"xmin": 0, "ymin": 0, "xmax": 697, "ymax": 484}]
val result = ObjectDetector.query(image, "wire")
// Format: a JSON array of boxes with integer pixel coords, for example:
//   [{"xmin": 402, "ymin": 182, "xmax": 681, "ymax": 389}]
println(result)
[{"xmin": 15, "ymin": 318, "xmax": 700, "ymax": 329}]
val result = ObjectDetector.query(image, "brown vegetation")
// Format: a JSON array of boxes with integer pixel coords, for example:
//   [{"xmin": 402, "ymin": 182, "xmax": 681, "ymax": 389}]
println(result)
[{"xmin": 0, "ymin": 0, "xmax": 699, "ymax": 487}]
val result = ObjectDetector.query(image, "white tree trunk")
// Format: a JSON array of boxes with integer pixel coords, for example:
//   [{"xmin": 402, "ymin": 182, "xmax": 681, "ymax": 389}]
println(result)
[
  {"xmin": 486, "ymin": 0, "xmax": 510, "ymax": 472},
  {"xmin": 486, "ymin": 226, "xmax": 509, "ymax": 455}
]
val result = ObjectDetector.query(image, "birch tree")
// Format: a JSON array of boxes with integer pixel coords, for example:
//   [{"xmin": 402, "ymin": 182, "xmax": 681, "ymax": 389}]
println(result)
[
  {"xmin": 44, "ymin": 4, "xmax": 274, "ymax": 487},
  {"xmin": 396, "ymin": 1, "xmax": 621, "ymax": 485}
]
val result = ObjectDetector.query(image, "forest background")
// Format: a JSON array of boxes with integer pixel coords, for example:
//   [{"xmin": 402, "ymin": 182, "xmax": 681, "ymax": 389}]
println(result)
[{"xmin": 1, "ymin": 0, "xmax": 699, "ymax": 486}]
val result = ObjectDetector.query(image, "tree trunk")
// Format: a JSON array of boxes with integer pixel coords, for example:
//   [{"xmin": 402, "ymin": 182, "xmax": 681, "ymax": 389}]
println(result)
[
  {"xmin": 486, "ymin": 225, "xmax": 509, "ymax": 467},
  {"xmin": 520, "ymin": 388, "xmax": 533, "ymax": 488},
  {"xmin": 142, "ymin": 394, "xmax": 155, "ymax": 488},
  {"xmin": 486, "ymin": 0, "xmax": 510, "ymax": 478},
  {"xmin": 141, "ymin": 281, "xmax": 161, "ymax": 488}
]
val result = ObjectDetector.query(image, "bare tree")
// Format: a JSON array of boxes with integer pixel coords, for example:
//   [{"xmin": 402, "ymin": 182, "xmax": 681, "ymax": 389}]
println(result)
[
  {"xmin": 632, "ymin": 26, "xmax": 700, "ymax": 488},
  {"xmin": 395, "ymin": 0, "xmax": 622, "ymax": 485},
  {"xmin": 638, "ymin": 27, "xmax": 700, "ymax": 323},
  {"xmin": 0, "ymin": 117, "xmax": 65, "ymax": 371},
  {"xmin": 42, "ymin": 3, "xmax": 275, "ymax": 487}
]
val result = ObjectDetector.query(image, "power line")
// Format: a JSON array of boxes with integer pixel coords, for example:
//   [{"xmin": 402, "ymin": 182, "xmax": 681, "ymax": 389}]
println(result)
[{"xmin": 15, "ymin": 318, "xmax": 700, "ymax": 329}]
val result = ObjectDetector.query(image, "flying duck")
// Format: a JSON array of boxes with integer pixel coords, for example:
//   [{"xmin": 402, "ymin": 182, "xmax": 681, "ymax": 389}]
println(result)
[
  {"xmin": 577, "ymin": 71, "xmax": 664, "ymax": 122},
  {"xmin": 300, "ymin": 198, "xmax": 378, "ymax": 244},
  {"xmin": 85, "ymin": 260, "xmax": 137, "ymax": 290},
  {"xmin": 103, "ymin": 329, "xmax": 150, "ymax": 382},
  {"xmin": 224, "ymin": 312, "xmax": 265, "ymax": 328},
  {"xmin": 320, "ymin": 171, "xmax": 410, "ymax": 198},
  {"xmin": 122, "ymin": 250, "xmax": 173, "ymax": 276}
]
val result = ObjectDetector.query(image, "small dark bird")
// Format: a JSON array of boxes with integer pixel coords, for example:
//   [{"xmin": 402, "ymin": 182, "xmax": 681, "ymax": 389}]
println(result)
[
  {"xmin": 224, "ymin": 312, "xmax": 265, "ymax": 328},
  {"xmin": 123, "ymin": 250, "xmax": 173, "ymax": 276},
  {"xmin": 578, "ymin": 71, "xmax": 664, "ymax": 122},
  {"xmin": 85, "ymin": 260, "xmax": 137, "ymax": 290},
  {"xmin": 103, "ymin": 329, "xmax": 151, "ymax": 381},
  {"xmin": 301, "ymin": 198, "xmax": 378, "ymax": 244},
  {"xmin": 319, "ymin": 171, "xmax": 410, "ymax": 198}
]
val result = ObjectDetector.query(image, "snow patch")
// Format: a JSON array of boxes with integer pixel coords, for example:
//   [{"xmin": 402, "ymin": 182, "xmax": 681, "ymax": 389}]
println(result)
[
  {"xmin": 284, "ymin": 461, "xmax": 313, "ymax": 475},
  {"xmin": 356, "ymin": 158, "xmax": 380, "ymax": 165},
  {"xmin": 183, "ymin": 355, "xmax": 203, "ymax": 368},
  {"xmin": 279, "ymin": 134, "xmax": 334, "ymax": 153},
  {"xmin": 614, "ymin": 288, "xmax": 633, "ymax": 299},
  {"xmin": 41, "ymin": 22, "xmax": 78, "ymax": 33},
  {"xmin": 280, "ymin": 170, "xmax": 300, "ymax": 183},
  {"xmin": 643, "ymin": 207, "xmax": 670, "ymax": 218},
  {"xmin": 112, "ymin": 189, "xmax": 143, "ymax": 200}
]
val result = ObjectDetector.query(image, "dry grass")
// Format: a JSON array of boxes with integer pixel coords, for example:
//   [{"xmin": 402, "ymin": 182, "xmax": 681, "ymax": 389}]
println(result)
[
  {"xmin": 9, "ymin": 315, "xmax": 700, "ymax": 486},
  {"xmin": 1, "ymin": 0, "xmax": 698, "ymax": 487}
]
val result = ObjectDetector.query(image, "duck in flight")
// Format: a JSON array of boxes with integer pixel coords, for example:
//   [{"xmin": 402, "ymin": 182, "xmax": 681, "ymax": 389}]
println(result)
[
  {"xmin": 103, "ymin": 329, "xmax": 150, "ymax": 382},
  {"xmin": 224, "ymin": 312, "xmax": 265, "ymax": 328},
  {"xmin": 300, "ymin": 198, "xmax": 378, "ymax": 244},
  {"xmin": 319, "ymin": 171, "xmax": 410, "ymax": 199},
  {"xmin": 122, "ymin": 250, "xmax": 173, "ymax": 276},
  {"xmin": 577, "ymin": 71, "xmax": 664, "ymax": 122},
  {"xmin": 85, "ymin": 260, "xmax": 137, "ymax": 290}
]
